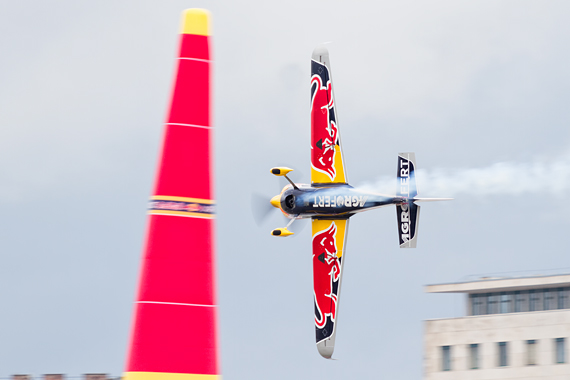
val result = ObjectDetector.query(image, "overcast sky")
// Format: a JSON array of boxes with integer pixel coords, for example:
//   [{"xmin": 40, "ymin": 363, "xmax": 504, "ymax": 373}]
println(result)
[{"xmin": 2, "ymin": 1, "xmax": 570, "ymax": 379}]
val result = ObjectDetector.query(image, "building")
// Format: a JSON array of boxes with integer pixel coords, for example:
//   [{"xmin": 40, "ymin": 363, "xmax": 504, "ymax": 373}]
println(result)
[
  {"xmin": 424, "ymin": 274, "xmax": 570, "ymax": 379},
  {"xmin": 10, "ymin": 375, "xmax": 112, "ymax": 380}
]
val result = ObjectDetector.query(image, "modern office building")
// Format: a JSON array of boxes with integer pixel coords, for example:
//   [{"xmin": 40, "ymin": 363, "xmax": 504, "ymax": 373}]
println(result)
[{"xmin": 424, "ymin": 274, "xmax": 570, "ymax": 379}]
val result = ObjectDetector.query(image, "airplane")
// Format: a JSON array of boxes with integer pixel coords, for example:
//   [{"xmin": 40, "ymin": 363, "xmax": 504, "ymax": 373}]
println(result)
[{"xmin": 265, "ymin": 45, "xmax": 451, "ymax": 359}]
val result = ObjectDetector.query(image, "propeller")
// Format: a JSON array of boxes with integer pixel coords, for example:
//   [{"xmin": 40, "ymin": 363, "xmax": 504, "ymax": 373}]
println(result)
[
  {"xmin": 250, "ymin": 165, "xmax": 310, "ymax": 237},
  {"xmin": 250, "ymin": 192, "xmax": 309, "ymax": 237},
  {"xmin": 251, "ymin": 192, "xmax": 275, "ymax": 227}
]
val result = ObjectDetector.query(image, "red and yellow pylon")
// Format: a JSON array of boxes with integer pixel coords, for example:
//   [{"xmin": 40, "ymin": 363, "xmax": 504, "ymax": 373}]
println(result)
[{"xmin": 124, "ymin": 9, "xmax": 220, "ymax": 380}]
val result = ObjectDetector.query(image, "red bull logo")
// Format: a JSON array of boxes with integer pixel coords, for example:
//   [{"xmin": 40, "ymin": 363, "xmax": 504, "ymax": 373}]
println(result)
[
  {"xmin": 312, "ymin": 222, "xmax": 341, "ymax": 329},
  {"xmin": 311, "ymin": 70, "xmax": 339, "ymax": 181}
]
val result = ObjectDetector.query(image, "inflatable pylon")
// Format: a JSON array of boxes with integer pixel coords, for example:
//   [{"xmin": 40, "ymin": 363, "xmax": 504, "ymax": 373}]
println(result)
[{"xmin": 124, "ymin": 9, "xmax": 220, "ymax": 380}]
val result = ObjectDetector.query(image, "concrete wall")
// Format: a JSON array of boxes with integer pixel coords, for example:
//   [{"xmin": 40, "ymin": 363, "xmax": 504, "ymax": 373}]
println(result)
[{"xmin": 424, "ymin": 309, "xmax": 570, "ymax": 379}]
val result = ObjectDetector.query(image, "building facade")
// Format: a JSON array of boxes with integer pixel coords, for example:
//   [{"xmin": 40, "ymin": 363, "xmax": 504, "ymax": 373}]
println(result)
[{"xmin": 424, "ymin": 274, "xmax": 570, "ymax": 379}]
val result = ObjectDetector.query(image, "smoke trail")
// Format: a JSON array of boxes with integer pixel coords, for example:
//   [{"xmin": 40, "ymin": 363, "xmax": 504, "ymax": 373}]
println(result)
[{"xmin": 357, "ymin": 156, "xmax": 570, "ymax": 197}]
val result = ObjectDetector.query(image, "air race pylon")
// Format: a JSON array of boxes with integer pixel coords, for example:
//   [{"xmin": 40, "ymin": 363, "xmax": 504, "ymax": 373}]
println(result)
[{"xmin": 124, "ymin": 9, "xmax": 220, "ymax": 380}]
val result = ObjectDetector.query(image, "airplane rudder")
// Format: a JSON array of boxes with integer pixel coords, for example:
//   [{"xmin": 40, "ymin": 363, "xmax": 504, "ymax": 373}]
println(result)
[
  {"xmin": 396, "ymin": 201, "xmax": 420, "ymax": 248},
  {"xmin": 396, "ymin": 152, "xmax": 417, "ymax": 198}
]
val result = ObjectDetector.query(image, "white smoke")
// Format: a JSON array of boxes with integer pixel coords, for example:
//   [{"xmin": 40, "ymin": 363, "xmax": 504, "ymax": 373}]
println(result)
[{"xmin": 357, "ymin": 155, "xmax": 570, "ymax": 198}]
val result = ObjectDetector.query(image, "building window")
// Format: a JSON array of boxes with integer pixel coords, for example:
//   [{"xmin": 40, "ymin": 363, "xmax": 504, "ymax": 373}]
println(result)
[
  {"xmin": 469, "ymin": 343, "xmax": 479, "ymax": 369},
  {"xmin": 498, "ymin": 342, "xmax": 508, "ymax": 367},
  {"xmin": 500, "ymin": 292, "xmax": 512, "ymax": 313},
  {"xmin": 470, "ymin": 294, "xmax": 476, "ymax": 315},
  {"xmin": 557, "ymin": 288, "xmax": 568, "ymax": 309},
  {"xmin": 442, "ymin": 345, "xmax": 451, "ymax": 371},
  {"xmin": 487, "ymin": 293, "xmax": 498, "ymax": 314},
  {"xmin": 515, "ymin": 290, "xmax": 527, "ymax": 312},
  {"xmin": 527, "ymin": 340, "xmax": 537, "ymax": 365},
  {"xmin": 556, "ymin": 338, "xmax": 565, "ymax": 364},
  {"xmin": 471, "ymin": 294, "xmax": 485, "ymax": 315},
  {"xmin": 468, "ymin": 288, "xmax": 570, "ymax": 316},
  {"xmin": 529, "ymin": 289, "xmax": 541, "ymax": 311},
  {"xmin": 544, "ymin": 289, "xmax": 555, "ymax": 310}
]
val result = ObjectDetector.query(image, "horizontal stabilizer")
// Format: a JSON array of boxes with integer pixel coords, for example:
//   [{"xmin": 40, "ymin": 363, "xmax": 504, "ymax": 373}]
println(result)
[{"xmin": 413, "ymin": 197, "xmax": 453, "ymax": 202}]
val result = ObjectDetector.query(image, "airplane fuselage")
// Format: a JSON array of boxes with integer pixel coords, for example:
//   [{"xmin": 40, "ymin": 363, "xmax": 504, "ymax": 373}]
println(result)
[{"xmin": 279, "ymin": 184, "xmax": 407, "ymax": 218}]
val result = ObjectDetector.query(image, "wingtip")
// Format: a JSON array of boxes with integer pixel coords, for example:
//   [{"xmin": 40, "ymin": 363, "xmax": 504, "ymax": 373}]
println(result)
[
  {"xmin": 312, "ymin": 44, "xmax": 330, "ymax": 61},
  {"xmin": 180, "ymin": 8, "xmax": 211, "ymax": 36},
  {"xmin": 317, "ymin": 341, "xmax": 334, "ymax": 359}
]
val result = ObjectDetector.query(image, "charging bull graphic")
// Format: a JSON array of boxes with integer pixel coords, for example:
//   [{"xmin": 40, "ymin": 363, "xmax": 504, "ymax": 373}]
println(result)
[
  {"xmin": 311, "ymin": 60, "xmax": 339, "ymax": 181},
  {"xmin": 312, "ymin": 222, "xmax": 341, "ymax": 336}
]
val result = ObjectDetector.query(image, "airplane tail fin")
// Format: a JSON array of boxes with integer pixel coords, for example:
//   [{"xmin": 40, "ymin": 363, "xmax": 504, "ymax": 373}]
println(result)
[
  {"xmin": 396, "ymin": 201, "xmax": 420, "ymax": 248},
  {"xmin": 396, "ymin": 152, "xmax": 417, "ymax": 198},
  {"xmin": 396, "ymin": 153, "xmax": 419, "ymax": 248},
  {"xmin": 395, "ymin": 153, "xmax": 452, "ymax": 248}
]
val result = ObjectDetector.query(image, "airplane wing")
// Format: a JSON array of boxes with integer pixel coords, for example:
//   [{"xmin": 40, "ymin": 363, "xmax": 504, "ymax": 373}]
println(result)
[
  {"xmin": 311, "ymin": 46, "xmax": 348, "ymax": 185},
  {"xmin": 312, "ymin": 218, "xmax": 349, "ymax": 358}
]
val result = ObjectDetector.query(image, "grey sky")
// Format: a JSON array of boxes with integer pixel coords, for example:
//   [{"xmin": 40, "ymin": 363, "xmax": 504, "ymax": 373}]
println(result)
[{"xmin": 1, "ymin": 1, "xmax": 570, "ymax": 378}]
